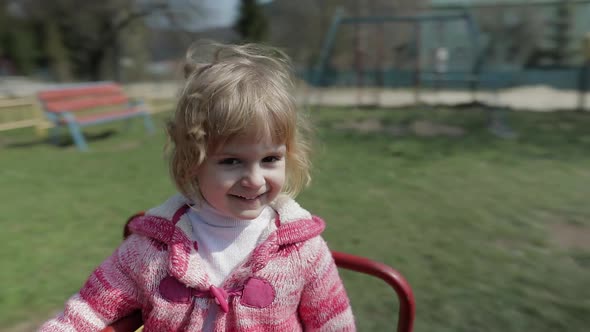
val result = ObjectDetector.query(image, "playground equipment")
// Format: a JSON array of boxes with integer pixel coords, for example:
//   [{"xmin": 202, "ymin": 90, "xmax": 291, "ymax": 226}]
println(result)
[
  {"xmin": 579, "ymin": 32, "xmax": 590, "ymax": 111},
  {"xmin": 310, "ymin": 7, "xmax": 515, "ymax": 138},
  {"xmin": 312, "ymin": 8, "xmax": 482, "ymax": 105}
]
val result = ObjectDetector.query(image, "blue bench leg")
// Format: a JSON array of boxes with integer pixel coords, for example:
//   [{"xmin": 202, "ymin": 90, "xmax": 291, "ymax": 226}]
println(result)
[
  {"xmin": 68, "ymin": 123, "xmax": 88, "ymax": 151},
  {"xmin": 65, "ymin": 119, "xmax": 89, "ymax": 151}
]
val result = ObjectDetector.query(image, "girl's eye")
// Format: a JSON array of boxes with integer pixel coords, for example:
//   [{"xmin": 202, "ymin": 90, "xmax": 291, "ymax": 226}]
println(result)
[
  {"xmin": 262, "ymin": 156, "xmax": 282, "ymax": 163},
  {"xmin": 219, "ymin": 158, "xmax": 240, "ymax": 165}
]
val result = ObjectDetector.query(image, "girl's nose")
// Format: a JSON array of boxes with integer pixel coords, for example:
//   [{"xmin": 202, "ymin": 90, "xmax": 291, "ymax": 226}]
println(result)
[{"xmin": 241, "ymin": 166, "xmax": 265, "ymax": 188}]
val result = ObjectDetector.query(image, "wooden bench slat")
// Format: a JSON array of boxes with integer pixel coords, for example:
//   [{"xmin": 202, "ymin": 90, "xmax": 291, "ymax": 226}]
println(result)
[
  {"xmin": 0, "ymin": 119, "xmax": 40, "ymax": 131},
  {"xmin": 38, "ymin": 84, "xmax": 123, "ymax": 101},
  {"xmin": 45, "ymin": 95, "xmax": 130, "ymax": 113},
  {"xmin": 0, "ymin": 98, "xmax": 34, "ymax": 108}
]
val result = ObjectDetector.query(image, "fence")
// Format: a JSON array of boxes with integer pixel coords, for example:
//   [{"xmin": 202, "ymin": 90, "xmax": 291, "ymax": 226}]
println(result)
[
  {"xmin": 309, "ymin": 0, "xmax": 590, "ymax": 92},
  {"xmin": 0, "ymin": 97, "xmax": 46, "ymax": 133}
]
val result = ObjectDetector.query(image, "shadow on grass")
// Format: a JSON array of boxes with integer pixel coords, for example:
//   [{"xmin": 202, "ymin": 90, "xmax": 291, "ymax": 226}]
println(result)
[{"xmin": 1, "ymin": 129, "xmax": 117, "ymax": 149}]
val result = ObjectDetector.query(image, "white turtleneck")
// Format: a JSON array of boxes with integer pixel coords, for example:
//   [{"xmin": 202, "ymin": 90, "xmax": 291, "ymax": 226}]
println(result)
[{"xmin": 187, "ymin": 202, "xmax": 276, "ymax": 287}]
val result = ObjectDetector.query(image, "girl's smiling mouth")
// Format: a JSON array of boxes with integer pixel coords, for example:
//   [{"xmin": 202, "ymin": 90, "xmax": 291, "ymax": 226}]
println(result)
[{"xmin": 230, "ymin": 193, "xmax": 265, "ymax": 201}]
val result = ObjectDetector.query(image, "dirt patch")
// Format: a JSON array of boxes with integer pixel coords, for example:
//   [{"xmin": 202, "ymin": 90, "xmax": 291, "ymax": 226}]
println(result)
[
  {"xmin": 494, "ymin": 238, "xmax": 524, "ymax": 251},
  {"xmin": 334, "ymin": 118, "xmax": 385, "ymax": 133},
  {"xmin": 334, "ymin": 119, "xmax": 465, "ymax": 137},
  {"xmin": 410, "ymin": 120, "xmax": 465, "ymax": 137},
  {"xmin": 549, "ymin": 222, "xmax": 590, "ymax": 250}
]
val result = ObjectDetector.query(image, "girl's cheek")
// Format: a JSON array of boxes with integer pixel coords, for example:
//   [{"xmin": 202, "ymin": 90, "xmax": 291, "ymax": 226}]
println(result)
[{"xmin": 218, "ymin": 170, "xmax": 241, "ymax": 183}]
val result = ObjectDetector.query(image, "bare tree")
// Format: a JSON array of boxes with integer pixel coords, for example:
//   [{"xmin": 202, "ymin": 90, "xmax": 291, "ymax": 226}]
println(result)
[
  {"xmin": 13, "ymin": 0, "xmax": 202, "ymax": 80},
  {"xmin": 235, "ymin": 0, "xmax": 269, "ymax": 42},
  {"xmin": 476, "ymin": 5, "xmax": 544, "ymax": 68}
]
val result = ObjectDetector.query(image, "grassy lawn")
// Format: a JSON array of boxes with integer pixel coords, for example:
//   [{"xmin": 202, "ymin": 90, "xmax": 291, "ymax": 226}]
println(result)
[{"xmin": 1, "ymin": 107, "xmax": 589, "ymax": 331}]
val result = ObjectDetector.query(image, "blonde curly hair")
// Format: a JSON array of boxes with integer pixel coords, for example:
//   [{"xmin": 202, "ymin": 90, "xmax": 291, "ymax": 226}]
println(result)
[{"xmin": 166, "ymin": 41, "xmax": 312, "ymax": 202}]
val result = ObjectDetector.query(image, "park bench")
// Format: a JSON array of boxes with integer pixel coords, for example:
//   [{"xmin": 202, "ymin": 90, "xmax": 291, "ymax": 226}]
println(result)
[
  {"xmin": 98, "ymin": 212, "xmax": 415, "ymax": 332},
  {"xmin": 37, "ymin": 82, "xmax": 155, "ymax": 151}
]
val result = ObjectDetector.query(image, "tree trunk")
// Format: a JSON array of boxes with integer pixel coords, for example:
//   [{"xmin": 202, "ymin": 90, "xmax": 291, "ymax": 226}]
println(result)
[{"xmin": 88, "ymin": 49, "xmax": 106, "ymax": 81}]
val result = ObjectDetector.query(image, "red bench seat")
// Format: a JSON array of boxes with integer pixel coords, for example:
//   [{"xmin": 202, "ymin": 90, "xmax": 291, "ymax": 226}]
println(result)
[{"xmin": 38, "ymin": 82, "xmax": 155, "ymax": 151}]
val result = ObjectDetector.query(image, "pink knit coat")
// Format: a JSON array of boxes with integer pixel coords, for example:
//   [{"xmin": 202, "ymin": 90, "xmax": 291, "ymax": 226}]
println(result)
[{"xmin": 40, "ymin": 195, "xmax": 355, "ymax": 331}]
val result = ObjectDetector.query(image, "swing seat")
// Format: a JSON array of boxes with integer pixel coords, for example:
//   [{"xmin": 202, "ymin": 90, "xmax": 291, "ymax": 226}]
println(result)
[{"xmin": 100, "ymin": 213, "xmax": 415, "ymax": 332}]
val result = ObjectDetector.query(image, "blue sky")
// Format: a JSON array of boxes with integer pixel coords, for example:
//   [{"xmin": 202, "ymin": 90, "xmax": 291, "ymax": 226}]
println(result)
[{"xmin": 193, "ymin": 0, "xmax": 240, "ymax": 30}]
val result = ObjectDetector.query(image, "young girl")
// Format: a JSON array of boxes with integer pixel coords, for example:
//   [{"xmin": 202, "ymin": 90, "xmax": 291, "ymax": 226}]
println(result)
[{"xmin": 40, "ymin": 42, "xmax": 355, "ymax": 331}]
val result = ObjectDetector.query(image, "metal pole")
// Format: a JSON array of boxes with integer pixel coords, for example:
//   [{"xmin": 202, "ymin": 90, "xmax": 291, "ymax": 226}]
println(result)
[
  {"xmin": 463, "ymin": 9, "xmax": 481, "ymax": 100},
  {"xmin": 355, "ymin": 6, "xmax": 363, "ymax": 108},
  {"xmin": 313, "ymin": 8, "xmax": 345, "ymax": 87},
  {"xmin": 578, "ymin": 34, "xmax": 590, "ymax": 111},
  {"xmin": 577, "ymin": 61, "xmax": 589, "ymax": 111},
  {"xmin": 413, "ymin": 21, "xmax": 422, "ymax": 104}
]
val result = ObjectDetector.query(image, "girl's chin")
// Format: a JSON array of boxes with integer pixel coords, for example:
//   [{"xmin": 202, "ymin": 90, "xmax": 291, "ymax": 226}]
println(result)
[{"xmin": 221, "ymin": 193, "xmax": 277, "ymax": 219}]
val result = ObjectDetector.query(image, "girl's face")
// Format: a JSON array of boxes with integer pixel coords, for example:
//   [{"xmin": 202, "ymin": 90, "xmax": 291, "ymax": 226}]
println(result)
[{"xmin": 196, "ymin": 133, "xmax": 286, "ymax": 220}]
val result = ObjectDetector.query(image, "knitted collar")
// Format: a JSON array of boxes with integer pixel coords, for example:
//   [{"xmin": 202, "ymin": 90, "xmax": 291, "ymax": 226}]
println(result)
[{"xmin": 127, "ymin": 194, "xmax": 325, "ymax": 288}]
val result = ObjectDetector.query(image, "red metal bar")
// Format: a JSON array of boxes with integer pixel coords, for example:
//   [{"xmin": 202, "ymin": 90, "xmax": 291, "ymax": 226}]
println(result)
[{"xmin": 332, "ymin": 251, "xmax": 415, "ymax": 332}]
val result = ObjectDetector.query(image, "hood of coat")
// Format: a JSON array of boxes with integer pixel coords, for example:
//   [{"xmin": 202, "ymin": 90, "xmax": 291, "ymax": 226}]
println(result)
[{"xmin": 127, "ymin": 194, "xmax": 325, "ymax": 288}]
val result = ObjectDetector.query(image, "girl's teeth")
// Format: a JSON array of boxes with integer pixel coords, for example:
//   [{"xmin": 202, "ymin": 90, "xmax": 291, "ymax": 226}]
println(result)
[{"xmin": 235, "ymin": 194, "xmax": 262, "ymax": 200}]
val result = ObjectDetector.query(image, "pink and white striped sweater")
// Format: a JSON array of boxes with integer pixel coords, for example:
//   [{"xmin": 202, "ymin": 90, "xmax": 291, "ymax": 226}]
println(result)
[{"xmin": 40, "ymin": 194, "xmax": 355, "ymax": 331}]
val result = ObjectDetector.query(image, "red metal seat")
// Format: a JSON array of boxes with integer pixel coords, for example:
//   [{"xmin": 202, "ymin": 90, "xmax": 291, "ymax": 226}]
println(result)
[{"xmin": 101, "ymin": 213, "xmax": 415, "ymax": 332}]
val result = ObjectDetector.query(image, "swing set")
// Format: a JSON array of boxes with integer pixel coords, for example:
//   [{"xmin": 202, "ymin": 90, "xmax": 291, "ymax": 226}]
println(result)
[
  {"xmin": 312, "ymin": 8, "xmax": 481, "ymax": 105},
  {"xmin": 310, "ymin": 7, "xmax": 514, "ymax": 138}
]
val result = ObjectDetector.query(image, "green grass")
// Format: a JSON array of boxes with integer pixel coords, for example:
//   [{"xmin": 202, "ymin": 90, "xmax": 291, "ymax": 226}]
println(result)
[{"xmin": 1, "ymin": 107, "xmax": 590, "ymax": 331}]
